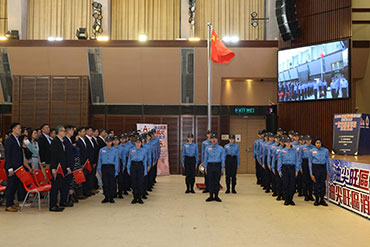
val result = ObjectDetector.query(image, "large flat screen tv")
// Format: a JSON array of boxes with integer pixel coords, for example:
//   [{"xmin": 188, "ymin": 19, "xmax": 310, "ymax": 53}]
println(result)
[{"xmin": 278, "ymin": 39, "xmax": 350, "ymax": 102}]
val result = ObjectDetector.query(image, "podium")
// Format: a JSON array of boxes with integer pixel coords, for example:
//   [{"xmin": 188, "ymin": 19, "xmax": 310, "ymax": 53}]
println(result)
[{"xmin": 333, "ymin": 113, "xmax": 370, "ymax": 155}]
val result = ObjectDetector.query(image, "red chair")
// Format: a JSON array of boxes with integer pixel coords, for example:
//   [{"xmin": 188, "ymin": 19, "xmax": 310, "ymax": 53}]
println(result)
[
  {"xmin": 0, "ymin": 168, "xmax": 6, "ymax": 182},
  {"xmin": 15, "ymin": 167, "xmax": 51, "ymax": 211},
  {"xmin": 33, "ymin": 170, "xmax": 50, "ymax": 187},
  {"xmin": 44, "ymin": 168, "xmax": 53, "ymax": 183},
  {"xmin": 0, "ymin": 180, "xmax": 5, "ymax": 192},
  {"xmin": 0, "ymin": 159, "xmax": 5, "ymax": 169}
]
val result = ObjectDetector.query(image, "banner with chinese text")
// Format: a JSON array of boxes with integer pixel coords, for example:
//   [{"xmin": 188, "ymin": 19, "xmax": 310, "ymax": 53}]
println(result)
[
  {"xmin": 137, "ymin": 123, "xmax": 170, "ymax": 175},
  {"xmin": 328, "ymin": 159, "xmax": 370, "ymax": 220},
  {"xmin": 332, "ymin": 114, "xmax": 362, "ymax": 155}
]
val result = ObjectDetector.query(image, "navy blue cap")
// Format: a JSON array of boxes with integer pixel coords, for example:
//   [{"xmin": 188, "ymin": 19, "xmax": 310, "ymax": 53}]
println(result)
[
  {"xmin": 187, "ymin": 133, "xmax": 194, "ymax": 138},
  {"xmin": 210, "ymin": 133, "xmax": 217, "ymax": 139},
  {"xmin": 229, "ymin": 134, "xmax": 235, "ymax": 139},
  {"xmin": 304, "ymin": 135, "xmax": 312, "ymax": 140},
  {"xmin": 105, "ymin": 136, "xmax": 114, "ymax": 142}
]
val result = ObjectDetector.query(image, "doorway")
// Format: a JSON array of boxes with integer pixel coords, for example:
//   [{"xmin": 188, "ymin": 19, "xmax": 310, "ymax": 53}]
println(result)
[{"xmin": 229, "ymin": 116, "xmax": 266, "ymax": 174}]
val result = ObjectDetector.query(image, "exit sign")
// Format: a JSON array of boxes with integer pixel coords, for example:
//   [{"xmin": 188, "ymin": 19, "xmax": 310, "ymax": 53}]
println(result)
[{"xmin": 234, "ymin": 107, "xmax": 255, "ymax": 115}]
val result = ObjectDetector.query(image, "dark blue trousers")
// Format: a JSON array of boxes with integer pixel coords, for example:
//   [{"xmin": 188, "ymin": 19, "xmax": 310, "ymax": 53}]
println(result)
[
  {"xmin": 207, "ymin": 163, "xmax": 221, "ymax": 195},
  {"xmin": 102, "ymin": 165, "xmax": 115, "ymax": 198},
  {"xmin": 131, "ymin": 161, "xmax": 144, "ymax": 199},
  {"xmin": 60, "ymin": 173, "xmax": 73, "ymax": 204},
  {"xmin": 5, "ymin": 173, "xmax": 21, "ymax": 207},
  {"xmin": 312, "ymin": 164, "xmax": 326, "ymax": 198},
  {"xmin": 184, "ymin": 156, "xmax": 196, "ymax": 186},
  {"xmin": 282, "ymin": 165, "xmax": 296, "ymax": 200},
  {"xmin": 302, "ymin": 158, "xmax": 313, "ymax": 196}
]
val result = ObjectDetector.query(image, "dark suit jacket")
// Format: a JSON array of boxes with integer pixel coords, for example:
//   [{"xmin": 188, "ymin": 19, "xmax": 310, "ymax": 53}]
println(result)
[
  {"xmin": 97, "ymin": 136, "xmax": 106, "ymax": 149},
  {"xmin": 38, "ymin": 134, "xmax": 51, "ymax": 164},
  {"xmin": 85, "ymin": 136, "xmax": 96, "ymax": 165},
  {"xmin": 4, "ymin": 134, "xmax": 23, "ymax": 171},
  {"xmin": 93, "ymin": 137, "xmax": 105, "ymax": 164},
  {"xmin": 63, "ymin": 137, "xmax": 75, "ymax": 170},
  {"xmin": 50, "ymin": 137, "xmax": 67, "ymax": 172},
  {"xmin": 76, "ymin": 138, "xmax": 88, "ymax": 165}
]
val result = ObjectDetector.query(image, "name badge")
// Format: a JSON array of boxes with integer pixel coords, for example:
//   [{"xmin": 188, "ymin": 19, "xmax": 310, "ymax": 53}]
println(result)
[
  {"xmin": 226, "ymin": 146, "xmax": 230, "ymax": 149},
  {"xmin": 277, "ymin": 150, "xmax": 280, "ymax": 153},
  {"xmin": 303, "ymin": 148, "xmax": 307, "ymax": 151},
  {"xmin": 297, "ymin": 148, "xmax": 300, "ymax": 151},
  {"xmin": 208, "ymin": 148, "xmax": 212, "ymax": 151},
  {"xmin": 205, "ymin": 143, "xmax": 208, "ymax": 146},
  {"xmin": 272, "ymin": 146, "xmax": 276, "ymax": 149},
  {"xmin": 313, "ymin": 151, "xmax": 317, "ymax": 154},
  {"xmin": 282, "ymin": 151, "xmax": 287, "ymax": 154},
  {"xmin": 185, "ymin": 145, "xmax": 189, "ymax": 148},
  {"xmin": 132, "ymin": 150, "xmax": 136, "ymax": 153},
  {"xmin": 102, "ymin": 150, "xmax": 106, "ymax": 153}
]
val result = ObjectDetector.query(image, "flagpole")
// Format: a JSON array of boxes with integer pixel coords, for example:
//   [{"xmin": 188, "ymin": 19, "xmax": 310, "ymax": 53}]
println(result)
[{"xmin": 207, "ymin": 22, "xmax": 212, "ymax": 131}]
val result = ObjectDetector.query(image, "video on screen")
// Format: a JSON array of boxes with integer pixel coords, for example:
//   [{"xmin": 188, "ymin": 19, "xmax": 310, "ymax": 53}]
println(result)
[{"xmin": 278, "ymin": 40, "xmax": 349, "ymax": 102}]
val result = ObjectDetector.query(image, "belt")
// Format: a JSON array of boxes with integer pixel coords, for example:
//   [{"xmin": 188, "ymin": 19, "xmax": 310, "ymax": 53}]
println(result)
[
  {"xmin": 282, "ymin": 164, "xmax": 295, "ymax": 167},
  {"xmin": 208, "ymin": 162, "xmax": 221, "ymax": 166},
  {"xmin": 185, "ymin": 156, "xmax": 196, "ymax": 159},
  {"xmin": 102, "ymin": 164, "xmax": 114, "ymax": 167},
  {"xmin": 226, "ymin": 155, "xmax": 237, "ymax": 158},
  {"xmin": 312, "ymin": 163, "xmax": 325, "ymax": 166},
  {"xmin": 132, "ymin": 161, "xmax": 143, "ymax": 165}
]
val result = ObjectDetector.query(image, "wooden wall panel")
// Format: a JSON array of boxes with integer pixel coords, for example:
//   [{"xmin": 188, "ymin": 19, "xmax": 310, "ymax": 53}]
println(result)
[
  {"xmin": 161, "ymin": 116, "xmax": 180, "ymax": 174},
  {"xmin": 91, "ymin": 115, "xmax": 106, "ymax": 130},
  {"xmin": 12, "ymin": 76, "xmax": 89, "ymax": 128},
  {"xmin": 278, "ymin": 99, "xmax": 353, "ymax": 151}
]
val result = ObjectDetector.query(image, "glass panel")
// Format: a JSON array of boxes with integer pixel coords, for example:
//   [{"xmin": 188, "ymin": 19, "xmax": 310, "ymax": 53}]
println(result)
[{"xmin": 181, "ymin": 48, "xmax": 195, "ymax": 104}]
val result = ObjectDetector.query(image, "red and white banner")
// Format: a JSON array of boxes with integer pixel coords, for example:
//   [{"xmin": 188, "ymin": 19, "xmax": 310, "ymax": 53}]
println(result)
[{"xmin": 137, "ymin": 123, "xmax": 170, "ymax": 175}]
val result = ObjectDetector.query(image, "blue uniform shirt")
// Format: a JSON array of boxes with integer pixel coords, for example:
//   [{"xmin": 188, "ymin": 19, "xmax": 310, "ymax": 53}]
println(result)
[
  {"xmin": 201, "ymin": 139, "xmax": 212, "ymax": 163},
  {"xmin": 143, "ymin": 143, "xmax": 153, "ymax": 168},
  {"xmin": 308, "ymin": 147, "xmax": 329, "ymax": 175},
  {"xmin": 267, "ymin": 143, "xmax": 278, "ymax": 168},
  {"xmin": 97, "ymin": 146, "xmax": 119, "ymax": 176},
  {"xmin": 271, "ymin": 145, "xmax": 283, "ymax": 170},
  {"xmin": 257, "ymin": 141, "xmax": 266, "ymax": 164},
  {"xmin": 262, "ymin": 142, "xmax": 273, "ymax": 165},
  {"xmin": 302, "ymin": 144, "xmax": 314, "ymax": 159},
  {"xmin": 119, "ymin": 143, "xmax": 131, "ymax": 169},
  {"xmin": 253, "ymin": 139, "xmax": 263, "ymax": 159},
  {"xmin": 182, "ymin": 142, "xmax": 199, "ymax": 165},
  {"xmin": 224, "ymin": 143, "xmax": 240, "ymax": 167},
  {"xmin": 127, "ymin": 146, "xmax": 148, "ymax": 175},
  {"xmin": 278, "ymin": 147, "xmax": 300, "ymax": 174},
  {"xmin": 204, "ymin": 144, "xmax": 225, "ymax": 169}
]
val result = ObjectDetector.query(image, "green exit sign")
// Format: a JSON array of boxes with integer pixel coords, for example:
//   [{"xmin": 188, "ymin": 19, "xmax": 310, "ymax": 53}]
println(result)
[{"xmin": 234, "ymin": 107, "xmax": 255, "ymax": 115}]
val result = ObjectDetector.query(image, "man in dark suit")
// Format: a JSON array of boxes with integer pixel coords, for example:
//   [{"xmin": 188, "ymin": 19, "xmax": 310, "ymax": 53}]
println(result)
[
  {"xmin": 85, "ymin": 127, "xmax": 98, "ymax": 194},
  {"xmin": 76, "ymin": 127, "xmax": 91, "ymax": 198},
  {"xmin": 4, "ymin": 122, "xmax": 23, "ymax": 212},
  {"xmin": 97, "ymin": 129, "xmax": 107, "ymax": 149},
  {"xmin": 38, "ymin": 124, "xmax": 52, "ymax": 168},
  {"xmin": 60, "ymin": 125, "xmax": 75, "ymax": 207},
  {"xmin": 49, "ymin": 126, "xmax": 67, "ymax": 212}
]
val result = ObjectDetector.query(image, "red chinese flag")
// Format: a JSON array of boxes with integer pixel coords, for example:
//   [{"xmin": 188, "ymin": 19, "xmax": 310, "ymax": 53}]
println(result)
[
  {"xmin": 211, "ymin": 30, "xmax": 235, "ymax": 64},
  {"xmin": 57, "ymin": 164, "xmax": 64, "ymax": 178},
  {"xmin": 320, "ymin": 50, "xmax": 325, "ymax": 58},
  {"xmin": 73, "ymin": 169, "xmax": 86, "ymax": 184},
  {"xmin": 83, "ymin": 160, "xmax": 92, "ymax": 173}
]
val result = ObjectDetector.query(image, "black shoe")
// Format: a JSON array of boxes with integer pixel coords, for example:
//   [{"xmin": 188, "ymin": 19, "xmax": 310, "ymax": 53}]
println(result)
[
  {"xmin": 145, "ymin": 191, "xmax": 149, "ymax": 196},
  {"xmin": 298, "ymin": 192, "xmax": 304, "ymax": 197},
  {"xmin": 214, "ymin": 196, "xmax": 222, "ymax": 202},
  {"xmin": 118, "ymin": 194, "xmax": 123, "ymax": 199},
  {"xmin": 101, "ymin": 198, "xmax": 109, "ymax": 204},
  {"xmin": 304, "ymin": 196, "xmax": 309, "ymax": 201},
  {"xmin": 284, "ymin": 201, "xmax": 289, "ymax": 206},
  {"xmin": 206, "ymin": 196, "xmax": 214, "ymax": 202},
  {"xmin": 59, "ymin": 203, "xmax": 73, "ymax": 207},
  {"xmin": 147, "ymin": 188, "xmax": 153, "ymax": 192},
  {"xmin": 138, "ymin": 199, "xmax": 144, "ymax": 204},
  {"xmin": 49, "ymin": 206, "xmax": 64, "ymax": 212},
  {"xmin": 265, "ymin": 189, "xmax": 270, "ymax": 193},
  {"xmin": 131, "ymin": 198, "xmax": 137, "ymax": 204},
  {"xmin": 232, "ymin": 190, "xmax": 237, "ymax": 194},
  {"xmin": 114, "ymin": 194, "xmax": 118, "ymax": 198},
  {"xmin": 127, "ymin": 188, "xmax": 132, "ymax": 192},
  {"xmin": 272, "ymin": 192, "xmax": 278, "ymax": 197},
  {"xmin": 320, "ymin": 199, "xmax": 328, "ymax": 207},
  {"xmin": 314, "ymin": 201, "xmax": 320, "ymax": 206},
  {"xmin": 185, "ymin": 190, "xmax": 190, "ymax": 194},
  {"xmin": 190, "ymin": 189, "xmax": 195, "ymax": 194},
  {"xmin": 290, "ymin": 200, "xmax": 295, "ymax": 206},
  {"xmin": 142, "ymin": 195, "xmax": 147, "ymax": 200},
  {"xmin": 308, "ymin": 195, "xmax": 315, "ymax": 201},
  {"xmin": 276, "ymin": 196, "xmax": 282, "ymax": 201},
  {"xmin": 123, "ymin": 191, "xmax": 129, "ymax": 195},
  {"xmin": 202, "ymin": 190, "xmax": 209, "ymax": 193},
  {"xmin": 225, "ymin": 189, "xmax": 230, "ymax": 194},
  {"xmin": 109, "ymin": 198, "xmax": 115, "ymax": 203}
]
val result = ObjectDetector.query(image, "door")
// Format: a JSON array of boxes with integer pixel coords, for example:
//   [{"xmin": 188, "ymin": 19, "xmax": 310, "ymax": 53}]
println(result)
[{"xmin": 230, "ymin": 116, "xmax": 266, "ymax": 174}]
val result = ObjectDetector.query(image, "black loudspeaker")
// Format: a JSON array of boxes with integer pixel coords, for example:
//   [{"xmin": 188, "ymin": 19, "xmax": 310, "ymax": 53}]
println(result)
[{"xmin": 275, "ymin": 0, "xmax": 301, "ymax": 42}]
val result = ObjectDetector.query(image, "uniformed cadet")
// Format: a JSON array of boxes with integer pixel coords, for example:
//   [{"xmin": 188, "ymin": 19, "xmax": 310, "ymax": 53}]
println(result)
[
  {"xmin": 309, "ymin": 138, "xmax": 329, "ymax": 206},
  {"xmin": 181, "ymin": 134, "xmax": 199, "ymax": 193},
  {"xmin": 145, "ymin": 134, "xmax": 155, "ymax": 192},
  {"xmin": 148, "ymin": 131, "xmax": 158, "ymax": 189},
  {"xmin": 224, "ymin": 134, "xmax": 240, "ymax": 194},
  {"xmin": 277, "ymin": 128, "xmax": 283, "ymax": 136},
  {"xmin": 288, "ymin": 130, "xmax": 295, "ymax": 143},
  {"xmin": 98, "ymin": 136, "xmax": 119, "ymax": 204},
  {"xmin": 278, "ymin": 137, "xmax": 301, "ymax": 206},
  {"xmin": 127, "ymin": 137, "xmax": 148, "ymax": 204},
  {"xmin": 296, "ymin": 135, "xmax": 306, "ymax": 197},
  {"xmin": 271, "ymin": 135, "xmax": 284, "ymax": 200},
  {"xmin": 112, "ymin": 136, "xmax": 121, "ymax": 198},
  {"xmin": 253, "ymin": 130, "xmax": 265, "ymax": 185},
  {"xmin": 258, "ymin": 133, "xmax": 269, "ymax": 190},
  {"xmin": 150, "ymin": 129, "xmax": 161, "ymax": 185},
  {"xmin": 201, "ymin": 130, "xmax": 212, "ymax": 193},
  {"xmin": 204, "ymin": 134, "xmax": 225, "ymax": 202},
  {"xmin": 268, "ymin": 134, "xmax": 280, "ymax": 197},
  {"xmin": 142, "ymin": 134, "xmax": 152, "ymax": 199},
  {"xmin": 292, "ymin": 132, "xmax": 299, "ymax": 147},
  {"xmin": 116, "ymin": 134, "xmax": 128, "ymax": 198},
  {"xmin": 262, "ymin": 133, "xmax": 274, "ymax": 193},
  {"xmin": 301, "ymin": 135, "xmax": 315, "ymax": 201}
]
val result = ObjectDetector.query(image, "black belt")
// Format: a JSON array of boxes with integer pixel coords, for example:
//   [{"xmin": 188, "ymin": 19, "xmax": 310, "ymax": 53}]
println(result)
[
  {"xmin": 312, "ymin": 163, "xmax": 325, "ymax": 166},
  {"xmin": 282, "ymin": 164, "xmax": 295, "ymax": 167},
  {"xmin": 185, "ymin": 156, "xmax": 196, "ymax": 159},
  {"xmin": 208, "ymin": 162, "xmax": 221, "ymax": 166},
  {"xmin": 226, "ymin": 155, "xmax": 237, "ymax": 158},
  {"xmin": 102, "ymin": 164, "xmax": 114, "ymax": 167},
  {"xmin": 132, "ymin": 161, "xmax": 143, "ymax": 165}
]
